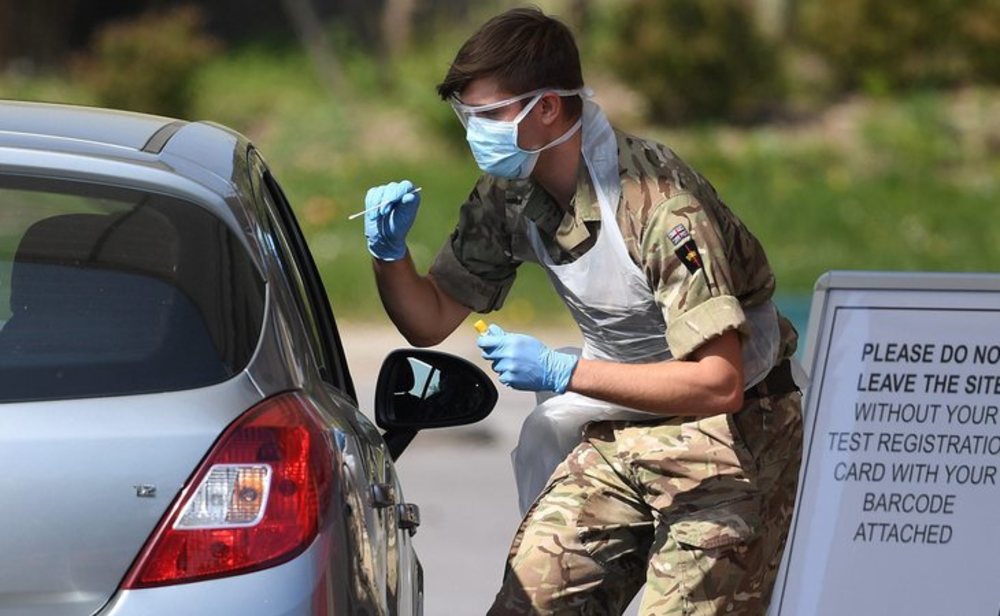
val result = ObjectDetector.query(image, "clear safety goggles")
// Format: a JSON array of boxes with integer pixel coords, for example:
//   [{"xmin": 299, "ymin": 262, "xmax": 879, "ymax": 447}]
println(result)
[{"xmin": 449, "ymin": 87, "xmax": 592, "ymax": 128}]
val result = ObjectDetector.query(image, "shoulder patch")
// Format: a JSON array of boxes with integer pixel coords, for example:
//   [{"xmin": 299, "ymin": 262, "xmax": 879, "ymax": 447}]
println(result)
[
  {"xmin": 668, "ymin": 225, "xmax": 703, "ymax": 274},
  {"xmin": 668, "ymin": 224, "xmax": 690, "ymax": 247}
]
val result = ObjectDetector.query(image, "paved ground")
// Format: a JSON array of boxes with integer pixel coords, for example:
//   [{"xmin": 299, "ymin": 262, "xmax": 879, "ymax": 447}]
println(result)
[{"xmin": 340, "ymin": 323, "xmax": 643, "ymax": 615}]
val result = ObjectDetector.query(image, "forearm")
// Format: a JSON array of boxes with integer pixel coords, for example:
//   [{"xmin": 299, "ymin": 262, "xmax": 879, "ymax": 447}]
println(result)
[
  {"xmin": 372, "ymin": 253, "xmax": 469, "ymax": 346},
  {"xmin": 567, "ymin": 332, "xmax": 745, "ymax": 415}
]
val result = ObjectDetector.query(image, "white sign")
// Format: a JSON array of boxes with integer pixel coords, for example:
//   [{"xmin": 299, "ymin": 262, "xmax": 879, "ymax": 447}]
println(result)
[{"xmin": 770, "ymin": 272, "xmax": 1000, "ymax": 616}]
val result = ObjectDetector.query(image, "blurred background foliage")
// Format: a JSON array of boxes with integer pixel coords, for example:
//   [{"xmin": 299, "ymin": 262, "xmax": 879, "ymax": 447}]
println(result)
[
  {"xmin": 72, "ymin": 6, "xmax": 219, "ymax": 117},
  {"xmin": 601, "ymin": 0, "xmax": 785, "ymax": 124},
  {"xmin": 0, "ymin": 0, "xmax": 996, "ymax": 328}
]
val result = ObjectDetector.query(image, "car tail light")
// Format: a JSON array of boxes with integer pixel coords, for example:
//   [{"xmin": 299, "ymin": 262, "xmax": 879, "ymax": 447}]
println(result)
[{"xmin": 122, "ymin": 391, "xmax": 334, "ymax": 588}]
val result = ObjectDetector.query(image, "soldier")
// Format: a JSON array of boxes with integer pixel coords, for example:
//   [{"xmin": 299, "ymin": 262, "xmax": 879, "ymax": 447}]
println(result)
[{"xmin": 362, "ymin": 7, "xmax": 803, "ymax": 615}]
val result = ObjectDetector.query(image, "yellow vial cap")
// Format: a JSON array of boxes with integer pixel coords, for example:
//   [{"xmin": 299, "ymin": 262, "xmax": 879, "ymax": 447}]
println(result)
[{"xmin": 473, "ymin": 319, "xmax": 488, "ymax": 335}]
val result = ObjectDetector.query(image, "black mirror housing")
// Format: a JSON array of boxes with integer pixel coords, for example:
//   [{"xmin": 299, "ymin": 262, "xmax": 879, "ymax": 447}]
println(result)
[{"xmin": 375, "ymin": 349, "xmax": 498, "ymax": 435}]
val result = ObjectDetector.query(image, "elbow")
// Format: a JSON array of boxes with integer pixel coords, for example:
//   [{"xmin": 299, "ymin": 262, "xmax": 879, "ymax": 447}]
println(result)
[
  {"xmin": 706, "ymin": 365, "xmax": 744, "ymax": 414},
  {"xmin": 719, "ymin": 384, "xmax": 744, "ymax": 414},
  {"xmin": 402, "ymin": 329, "xmax": 445, "ymax": 348},
  {"xmin": 390, "ymin": 314, "xmax": 448, "ymax": 347},
  {"xmin": 687, "ymin": 329, "xmax": 746, "ymax": 414}
]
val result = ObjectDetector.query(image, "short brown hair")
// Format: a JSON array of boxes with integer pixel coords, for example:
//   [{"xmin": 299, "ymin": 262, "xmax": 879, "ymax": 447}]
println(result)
[{"xmin": 437, "ymin": 7, "xmax": 583, "ymax": 113}]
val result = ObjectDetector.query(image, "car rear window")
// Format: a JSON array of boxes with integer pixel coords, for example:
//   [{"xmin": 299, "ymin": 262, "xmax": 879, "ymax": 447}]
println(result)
[{"xmin": 0, "ymin": 177, "xmax": 265, "ymax": 402}]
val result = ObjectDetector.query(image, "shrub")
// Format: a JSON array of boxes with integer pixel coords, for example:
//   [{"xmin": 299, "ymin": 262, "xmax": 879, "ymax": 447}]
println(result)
[
  {"xmin": 798, "ymin": 0, "xmax": 1000, "ymax": 93},
  {"xmin": 603, "ymin": 0, "xmax": 784, "ymax": 124},
  {"xmin": 75, "ymin": 6, "xmax": 219, "ymax": 118}
]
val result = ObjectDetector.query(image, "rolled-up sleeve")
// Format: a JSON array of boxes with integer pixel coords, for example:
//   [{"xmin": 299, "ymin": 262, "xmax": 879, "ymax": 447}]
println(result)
[
  {"xmin": 642, "ymin": 192, "xmax": 748, "ymax": 359},
  {"xmin": 668, "ymin": 295, "xmax": 746, "ymax": 359},
  {"xmin": 428, "ymin": 176, "xmax": 520, "ymax": 313}
]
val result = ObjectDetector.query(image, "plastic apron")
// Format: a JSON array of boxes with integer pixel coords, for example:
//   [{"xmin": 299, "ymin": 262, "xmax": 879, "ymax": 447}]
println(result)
[{"xmin": 511, "ymin": 100, "xmax": 781, "ymax": 514}]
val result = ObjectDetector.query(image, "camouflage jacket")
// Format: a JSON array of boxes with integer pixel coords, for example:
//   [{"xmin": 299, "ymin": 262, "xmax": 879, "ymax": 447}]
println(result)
[{"xmin": 429, "ymin": 129, "xmax": 797, "ymax": 360}]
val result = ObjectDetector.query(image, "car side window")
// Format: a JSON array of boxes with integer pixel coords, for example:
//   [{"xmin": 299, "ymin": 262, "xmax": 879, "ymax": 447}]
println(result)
[{"xmin": 250, "ymin": 153, "xmax": 355, "ymax": 400}]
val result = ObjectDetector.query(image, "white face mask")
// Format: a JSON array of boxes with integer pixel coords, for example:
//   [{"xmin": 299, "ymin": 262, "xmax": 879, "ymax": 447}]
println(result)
[{"xmin": 450, "ymin": 88, "xmax": 589, "ymax": 179}]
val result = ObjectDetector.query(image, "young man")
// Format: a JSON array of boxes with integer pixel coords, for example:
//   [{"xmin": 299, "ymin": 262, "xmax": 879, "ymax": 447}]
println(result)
[{"xmin": 362, "ymin": 7, "xmax": 803, "ymax": 615}]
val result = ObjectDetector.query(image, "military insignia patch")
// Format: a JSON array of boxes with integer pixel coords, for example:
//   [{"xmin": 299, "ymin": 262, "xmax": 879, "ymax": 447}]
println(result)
[
  {"xmin": 667, "ymin": 224, "xmax": 703, "ymax": 274},
  {"xmin": 667, "ymin": 224, "xmax": 689, "ymax": 246}
]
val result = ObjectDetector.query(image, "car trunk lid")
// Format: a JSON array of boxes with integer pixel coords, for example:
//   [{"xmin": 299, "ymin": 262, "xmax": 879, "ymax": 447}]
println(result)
[{"xmin": 0, "ymin": 378, "xmax": 261, "ymax": 616}]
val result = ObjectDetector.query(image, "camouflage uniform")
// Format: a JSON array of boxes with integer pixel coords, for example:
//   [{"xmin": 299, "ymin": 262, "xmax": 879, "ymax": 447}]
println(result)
[{"xmin": 430, "ymin": 130, "xmax": 803, "ymax": 615}]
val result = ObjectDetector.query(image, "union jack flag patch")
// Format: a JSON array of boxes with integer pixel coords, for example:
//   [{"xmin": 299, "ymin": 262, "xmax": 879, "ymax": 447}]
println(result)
[{"xmin": 667, "ymin": 224, "xmax": 690, "ymax": 247}]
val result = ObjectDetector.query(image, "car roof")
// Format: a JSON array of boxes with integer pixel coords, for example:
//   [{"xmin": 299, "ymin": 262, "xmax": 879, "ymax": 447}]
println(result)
[
  {"xmin": 0, "ymin": 100, "xmax": 253, "ymax": 179},
  {"xmin": 0, "ymin": 100, "xmax": 264, "ymax": 268},
  {"xmin": 0, "ymin": 100, "xmax": 180, "ymax": 151}
]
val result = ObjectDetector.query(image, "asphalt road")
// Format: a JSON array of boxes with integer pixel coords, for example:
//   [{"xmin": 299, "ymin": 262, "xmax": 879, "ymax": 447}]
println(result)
[{"xmin": 340, "ymin": 323, "xmax": 644, "ymax": 615}]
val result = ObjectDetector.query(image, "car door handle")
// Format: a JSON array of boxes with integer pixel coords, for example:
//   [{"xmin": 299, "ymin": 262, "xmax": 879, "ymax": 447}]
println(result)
[
  {"xmin": 397, "ymin": 503, "xmax": 420, "ymax": 535},
  {"xmin": 370, "ymin": 483, "xmax": 395, "ymax": 509}
]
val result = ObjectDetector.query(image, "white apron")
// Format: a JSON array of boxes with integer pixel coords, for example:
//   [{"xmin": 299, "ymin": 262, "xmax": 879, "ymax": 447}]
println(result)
[{"xmin": 511, "ymin": 101, "xmax": 781, "ymax": 514}]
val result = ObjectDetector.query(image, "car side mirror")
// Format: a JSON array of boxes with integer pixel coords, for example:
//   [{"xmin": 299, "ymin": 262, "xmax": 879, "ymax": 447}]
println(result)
[{"xmin": 375, "ymin": 349, "xmax": 498, "ymax": 460}]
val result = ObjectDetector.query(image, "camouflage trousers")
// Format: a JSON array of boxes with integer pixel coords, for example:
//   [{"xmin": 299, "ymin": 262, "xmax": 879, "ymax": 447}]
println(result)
[{"xmin": 488, "ymin": 392, "xmax": 803, "ymax": 615}]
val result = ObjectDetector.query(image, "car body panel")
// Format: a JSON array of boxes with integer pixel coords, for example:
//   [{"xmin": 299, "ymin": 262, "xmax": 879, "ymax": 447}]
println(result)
[
  {"xmin": 100, "ymin": 524, "xmax": 343, "ymax": 615},
  {"xmin": 0, "ymin": 101, "xmax": 424, "ymax": 615},
  {"xmin": 0, "ymin": 376, "xmax": 262, "ymax": 616}
]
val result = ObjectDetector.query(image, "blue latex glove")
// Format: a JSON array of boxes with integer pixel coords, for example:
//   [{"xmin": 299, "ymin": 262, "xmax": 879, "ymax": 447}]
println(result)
[
  {"xmin": 477, "ymin": 325, "xmax": 579, "ymax": 393},
  {"xmin": 364, "ymin": 180, "xmax": 421, "ymax": 261}
]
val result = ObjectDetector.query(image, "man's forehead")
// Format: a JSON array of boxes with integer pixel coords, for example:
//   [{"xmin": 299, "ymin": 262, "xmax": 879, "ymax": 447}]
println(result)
[{"xmin": 457, "ymin": 77, "xmax": 517, "ymax": 106}]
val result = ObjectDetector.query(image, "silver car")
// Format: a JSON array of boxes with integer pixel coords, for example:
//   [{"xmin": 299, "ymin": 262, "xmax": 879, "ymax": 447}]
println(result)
[{"xmin": 0, "ymin": 100, "xmax": 497, "ymax": 615}]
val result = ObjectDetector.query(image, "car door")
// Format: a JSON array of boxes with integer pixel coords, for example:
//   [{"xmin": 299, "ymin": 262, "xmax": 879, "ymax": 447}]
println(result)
[{"xmin": 248, "ymin": 152, "xmax": 419, "ymax": 615}]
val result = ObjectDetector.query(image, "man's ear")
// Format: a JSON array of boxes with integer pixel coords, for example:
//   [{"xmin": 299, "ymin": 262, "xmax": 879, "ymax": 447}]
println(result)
[{"xmin": 537, "ymin": 92, "xmax": 563, "ymax": 126}]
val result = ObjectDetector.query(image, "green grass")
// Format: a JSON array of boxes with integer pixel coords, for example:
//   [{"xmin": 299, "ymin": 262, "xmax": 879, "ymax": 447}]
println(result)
[{"xmin": 2, "ymin": 45, "xmax": 996, "ymax": 326}]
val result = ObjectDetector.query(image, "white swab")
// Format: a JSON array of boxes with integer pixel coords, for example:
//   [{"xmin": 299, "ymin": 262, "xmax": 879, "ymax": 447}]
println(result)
[{"xmin": 348, "ymin": 187, "xmax": 422, "ymax": 220}]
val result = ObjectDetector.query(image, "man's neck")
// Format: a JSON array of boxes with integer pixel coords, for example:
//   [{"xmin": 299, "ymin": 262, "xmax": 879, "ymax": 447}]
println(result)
[{"xmin": 531, "ymin": 130, "xmax": 583, "ymax": 212}]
